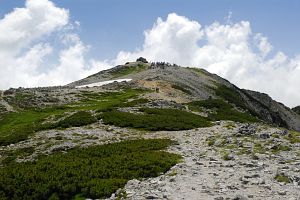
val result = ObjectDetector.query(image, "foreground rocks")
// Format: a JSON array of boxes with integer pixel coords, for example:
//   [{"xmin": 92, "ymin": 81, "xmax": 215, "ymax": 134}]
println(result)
[{"xmin": 107, "ymin": 122, "xmax": 300, "ymax": 200}]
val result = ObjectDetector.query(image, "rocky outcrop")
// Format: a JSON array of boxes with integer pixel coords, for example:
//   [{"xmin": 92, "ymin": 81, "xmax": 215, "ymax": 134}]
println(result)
[
  {"xmin": 292, "ymin": 106, "xmax": 300, "ymax": 115},
  {"xmin": 241, "ymin": 90, "xmax": 300, "ymax": 131}
]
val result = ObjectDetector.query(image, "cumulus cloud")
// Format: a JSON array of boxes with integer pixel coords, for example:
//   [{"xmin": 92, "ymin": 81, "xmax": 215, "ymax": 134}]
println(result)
[
  {"xmin": 0, "ymin": 0, "xmax": 110, "ymax": 89},
  {"xmin": 115, "ymin": 13, "xmax": 300, "ymax": 108}
]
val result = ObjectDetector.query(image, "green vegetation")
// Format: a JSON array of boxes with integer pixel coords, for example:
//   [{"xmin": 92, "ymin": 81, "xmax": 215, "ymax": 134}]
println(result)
[
  {"xmin": 111, "ymin": 64, "xmax": 147, "ymax": 78},
  {"xmin": 99, "ymin": 108, "xmax": 212, "ymax": 131},
  {"xmin": 285, "ymin": 131, "xmax": 300, "ymax": 144},
  {"xmin": 215, "ymin": 85, "xmax": 247, "ymax": 109},
  {"xmin": 121, "ymin": 98, "xmax": 149, "ymax": 107},
  {"xmin": 0, "ymin": 104, "xmax": 6, "ymax": 112},
  {"xmin": 190, "ymin": 68, "xmax": 210, "ymax": 76},
  {"xmin": 222, "ymin": 151, "xmax": 233, "ymax": 161},
  {"xmin": 271, "ymin": 144, "xmax": 291, "ymax": 153},
  {"xmin": 0, "ymin": 139, "xmax": 180, "ymax": 199},
  {"xmin": 0, "ymin": 106, "xmax": 69, "ymax": 146},
  {"xmin": 171, "ymin": 84, "xmax": 192, "ymax": 95},
  {"xmin": 275, "ymin": 174, "xmax": 290, "ymax": 183},
  {"xmin": 75, "ymin": 89, "xmax": 146, "ymax": 111},
  {"xmin": 206, "ymin": 137, "xmax": 216, "ymax": 146},
  {"xmin": 188, "ymin": 99, "xmax": 258, "ymax": 123},
  {"xmin": 0, "ymin": 89, "xmax": 146, "ymax": 145},
  {"xmin": 53, "ymin": 111, "xmax": 97, "ymax": 129},
  {"xmin": 2, "ymin": 147, "xmax": 35, "ymax": 165},
  {"xmin": 253, "ymin": 142, "xmax": 266, "ymax": 154}
]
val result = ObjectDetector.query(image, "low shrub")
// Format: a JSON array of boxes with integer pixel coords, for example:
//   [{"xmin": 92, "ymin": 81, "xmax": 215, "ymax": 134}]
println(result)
[
  {"xmin": 171, "ymin": 84, "xmax": 192, "ymax": 95},
  {"xmin": 54, "ymin": 111, "xmax": 97, "ymax": 128},
  {"xmin": 98, "ymin": 108, "xmax": 211, "ymax": 131},
  {"xmin": 0, "ymin": 139, "xmax": 180, "ymax": 199},
  {"xmin": 188, "ymin": 99, "xmax": 258, "ymax": 123}
]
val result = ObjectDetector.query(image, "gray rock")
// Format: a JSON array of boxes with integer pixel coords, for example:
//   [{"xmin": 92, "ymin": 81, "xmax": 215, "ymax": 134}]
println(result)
[
  {"xmin": 278, "ymin": 190, "xmax": 287, "ymax": 195},
  {"xmin": 237, "ymin": 124, "xmax": 256, "ymax": 136},
  {"xmin": 259, "ymin": 133, "xmax": 270, "ymax": 139},
  {"xmin": 232, "ymin": 194, "xmax": 248, "ymax": 200}
]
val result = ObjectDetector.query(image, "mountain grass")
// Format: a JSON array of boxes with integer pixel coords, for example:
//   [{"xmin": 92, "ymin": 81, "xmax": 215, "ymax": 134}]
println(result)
[
  {"xmin": 171, "ymin": 84, "xmax": 192, "ymax": 95},
  {"xmin": 188, "ymin": 98, "xmax": 258, "ymax": 123},
  {"xmin": 50, "ymin": 111, "xmax": 97, "ymax": 129},
  {"xmin": 111, "ymin": 64, "xmax": 147, "ymax": 78},
  {"xmin": 0, "ymin": 106, "xmax": 69, "ymax": 146},
  {"xmin": 0, "ymin": 139, "xmax": 180, "ymax": 200},
  {"xmin": 0, "ymin": 89, "xmax": 146, "ymax": 146},
  {"xmin": 215, "ymin": 85, "xmax": 247, "ymax": 110},
  {"xmin": 98, "ymin": 108, "xmax": 212, "ymax": 131}
]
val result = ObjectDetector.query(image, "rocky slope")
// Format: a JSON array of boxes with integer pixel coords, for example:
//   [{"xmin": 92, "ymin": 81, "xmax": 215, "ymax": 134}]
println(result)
[
  {"xmin": 70, "ymin": 58, "xmax": 300, "ymax": 132},
  {"xmin": 292, "ymin": 106, "xmax": 300, "ymax": 115}
]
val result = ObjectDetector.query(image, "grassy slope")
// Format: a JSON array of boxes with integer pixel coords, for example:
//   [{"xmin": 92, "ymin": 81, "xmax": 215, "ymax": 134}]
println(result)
[
  {"xmin": 0, "ymin": 139, "xmax": 181, "ymax": 200},
  {"xmin": 0, "ymin": 89, "xmax": 144, "ymax": 145},
  {"xmin": 111, "ymin": 63, "xmax": 147, "ymax": 78},
  {"xmin": 99, "ymin": 108, "xmax": 212, "ymax": 131},
  {"xmin": 188, "ymin": 98, "xmax": 258, "ymax": 123}
]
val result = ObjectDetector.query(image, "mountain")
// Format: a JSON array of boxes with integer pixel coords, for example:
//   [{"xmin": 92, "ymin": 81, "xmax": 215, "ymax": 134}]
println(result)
[
  {"xmin": 0, "ymin": 58, "xmax": 300, "ymax": 199},
  {"xmin": 70, "ymin": 58, "xmax": 300, "ymax": 132}
]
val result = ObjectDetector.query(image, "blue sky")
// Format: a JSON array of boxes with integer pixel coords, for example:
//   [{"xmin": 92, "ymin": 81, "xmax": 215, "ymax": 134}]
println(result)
[
  {"xmin": 1, "ymin": 0, "xmax": 300, "ymax": 107},
  {"xmin": 1, "ymin": 0, "xmax": 299, "ymax": 60}
]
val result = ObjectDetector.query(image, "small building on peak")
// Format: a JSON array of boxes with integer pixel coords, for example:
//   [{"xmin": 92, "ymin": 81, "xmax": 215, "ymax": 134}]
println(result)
[{"xmin": 136, "ymin": 57, "xmax": 148, "ymax": 63}]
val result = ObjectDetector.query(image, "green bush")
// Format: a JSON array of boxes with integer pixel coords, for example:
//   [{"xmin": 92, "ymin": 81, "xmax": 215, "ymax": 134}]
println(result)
[
  {"xmin": 98, "ymin": 108, "xmax": 211, "ymax": 131},
  {"xmin": 0, "ymin": 89, "xmax": 145, "ymax": 146},
  {"xmin": 0, "ymin": 139, "xmax": 180, "ymax": 200},
  {"xmin": 54, "ymin": 111, "xmax": 97, "ymax": 128},
  {"xmin": 215, "ymin": 85, "xmax": 246, "ymax": 109},
  {"xmin": 188, "ymin": 99, "xmax": 258, "ymax": 123},
  {"xmin": 171, "ymin": 84, "xmax": 192, "ymax": 95},
  {"xmin": 111, "ymin": 64, "xmax": 147, "ymax": 78}
]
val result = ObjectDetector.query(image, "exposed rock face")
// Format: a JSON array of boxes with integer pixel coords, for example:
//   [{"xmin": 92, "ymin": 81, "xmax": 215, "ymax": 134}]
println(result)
[
  {"xmin": 292, "ymin": 106, "xmax": 300, "ymax": 115},
  {"xmin": 241, "ymin": 90, "xmax": 300, "ymax": 131}
]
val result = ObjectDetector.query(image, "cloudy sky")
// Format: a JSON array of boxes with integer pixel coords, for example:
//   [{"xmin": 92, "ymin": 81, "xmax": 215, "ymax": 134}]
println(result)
[{"xmin": 0, "ymin": 0, "xmax": 300, "ymax": 108}]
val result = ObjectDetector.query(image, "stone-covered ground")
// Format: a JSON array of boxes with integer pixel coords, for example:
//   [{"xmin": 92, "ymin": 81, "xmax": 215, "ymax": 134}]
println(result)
[{"xmin": 1, "ymin": 120, "xmax": 299, "ymax": 200}]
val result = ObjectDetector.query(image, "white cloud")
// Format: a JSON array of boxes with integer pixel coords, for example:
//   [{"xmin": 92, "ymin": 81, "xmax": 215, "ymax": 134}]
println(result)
[
  {"xmin": 254, "ymin": 33, "xmax": 273, "ymax": 57},
  {"xmin": 115, "ymin": 13, "xmax": 300, "ymax": 108},
  {"xmin": 0, "ymin": 0, "xmax": 110, "ymax": 89}
]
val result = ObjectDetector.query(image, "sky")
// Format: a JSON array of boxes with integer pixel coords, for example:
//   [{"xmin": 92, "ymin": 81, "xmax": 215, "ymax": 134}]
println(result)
[{"xmin": 0, "ymin": 0, "xmax": 300, "ymax": 107}]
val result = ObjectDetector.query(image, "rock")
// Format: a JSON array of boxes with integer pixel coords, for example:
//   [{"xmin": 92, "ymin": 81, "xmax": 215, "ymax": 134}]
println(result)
[
  {"xmin": 215, "ymin": 197, "xmax": 224, "ymax": 200},
  {"xmin": 259, "ymin": 133, "xmax": 270, "ymax": 139},
  {"xmin": 169, "ymin": 178, "xmax": 176, "ymax": 182},
  {"xmin": 279, "ymin": 130, "xmax": 289, "ymax": 136},
  {"xmin": 237, "ymin": 124, "xmax": 256, "ymax": 136},
  {"xmin": 277, "ymin": 190, "xmax": 287, "ymax": 195},
  {"xmin": 233, "ymin": 194, "xmax": 248, "ymax": 200},
  {"xmin": 146, "ymin": 194, "xmax": 159, "ymax": 199}
]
